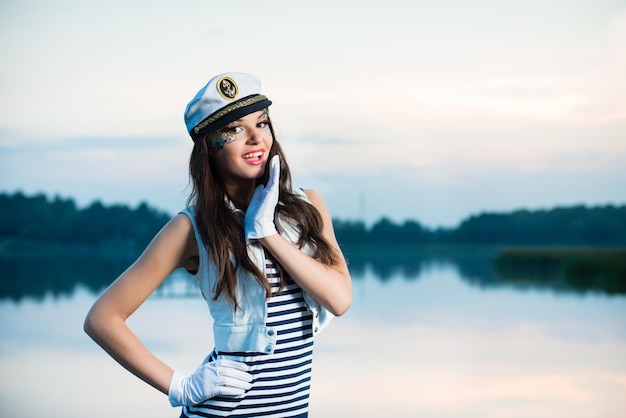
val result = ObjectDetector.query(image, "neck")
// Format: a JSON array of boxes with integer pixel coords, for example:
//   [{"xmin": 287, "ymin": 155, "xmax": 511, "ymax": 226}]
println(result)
[{"xmin": 224, "ymin": 180, "xmax": 256, "ymax": 209}]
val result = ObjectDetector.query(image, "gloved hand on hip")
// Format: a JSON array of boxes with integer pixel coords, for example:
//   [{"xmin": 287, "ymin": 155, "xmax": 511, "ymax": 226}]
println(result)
[
  {"xmin": 245, "ymin": 155, "xmax": 280, "ymax": 242},
  {"xmin": 168, "ymin": 359, "xmax": 253, "ymax": 407}
]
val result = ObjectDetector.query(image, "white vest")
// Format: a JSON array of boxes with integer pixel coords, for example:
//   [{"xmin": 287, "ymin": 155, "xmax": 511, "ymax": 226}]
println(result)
[{"xmin": 180, "ymin": 189, "xmax": 333, "ymax": 354}]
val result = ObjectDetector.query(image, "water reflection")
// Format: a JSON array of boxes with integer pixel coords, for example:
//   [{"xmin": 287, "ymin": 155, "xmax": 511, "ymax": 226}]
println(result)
[
  {"xmin": 1, "ymin": 249, "xmax": 624, "ymax": 418},
  {"xmin": 344, "ymin": 247, "xmax": 497, "ymax": 283},
  {"xmin": 0, "ymin": 250, "xmax": 137, "ymax": 302},
  {"xmin": 0, "ymin": 246, "xmax": 622, "ymax": 302}
]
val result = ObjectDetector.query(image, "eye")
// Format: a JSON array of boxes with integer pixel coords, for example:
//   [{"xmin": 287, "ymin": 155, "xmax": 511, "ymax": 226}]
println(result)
[
  {"xmin": 257, "ymin": 120, "xmax": 269, "ymax": 128},
  {"xmin": 225, "ymin": 125, "xmax": 243, "ymax": 134}
]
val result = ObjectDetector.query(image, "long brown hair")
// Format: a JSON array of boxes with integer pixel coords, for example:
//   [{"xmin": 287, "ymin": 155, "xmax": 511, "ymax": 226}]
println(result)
[{"xmin": 187, "ymin": 119, "xmax": 338, "ymax": 309}]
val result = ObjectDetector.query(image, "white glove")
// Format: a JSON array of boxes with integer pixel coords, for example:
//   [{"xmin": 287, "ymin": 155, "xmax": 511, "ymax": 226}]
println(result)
[
  {"xmin": 245, "ymin": 155, "xmax": 280, "ymax": 242},
  {"xmin": 168, "ymin": 359, "xmax": 253, "ymax": 407}
]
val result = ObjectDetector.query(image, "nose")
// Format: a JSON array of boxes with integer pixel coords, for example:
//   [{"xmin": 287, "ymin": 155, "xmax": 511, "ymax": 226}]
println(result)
[
  {"xmin": 247, "ymin": 126, "xmax": 269, "ymax": 145},
  {"xmin": 246, "ymin": 132, "xmax": 261, "ymax": 145}
]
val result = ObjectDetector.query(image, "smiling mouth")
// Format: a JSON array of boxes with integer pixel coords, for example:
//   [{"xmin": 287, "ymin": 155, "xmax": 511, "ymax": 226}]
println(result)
[{"xmin": 242, "ymin": 151, "xmax": 263, "ymax": 161}]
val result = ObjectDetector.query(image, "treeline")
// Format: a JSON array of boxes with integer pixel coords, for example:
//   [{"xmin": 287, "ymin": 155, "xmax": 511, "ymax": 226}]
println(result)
[
  {"xmin": 1, "ymin": 191, "xmax": 626, "ymax": 249},
  {"xmin": 0, "ymin": 191, "xmax": 170, "ymax": 249},
  {"xmin": 333, "ymin": 205, "xmax": 626, "ymax": 247}
]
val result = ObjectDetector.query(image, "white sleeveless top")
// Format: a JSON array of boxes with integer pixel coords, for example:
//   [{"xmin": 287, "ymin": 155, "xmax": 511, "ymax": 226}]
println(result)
[{"xmin": 180, "ymin": 250, "xmax": 314, "ymax": 418}]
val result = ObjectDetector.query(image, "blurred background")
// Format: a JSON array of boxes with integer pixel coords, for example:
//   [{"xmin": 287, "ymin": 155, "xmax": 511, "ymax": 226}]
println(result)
[
  {"xmin": 1, "ymin": 1, "xmax": 625, "ymax": 417},
  {"xmin": 1, "ymin": 0, "xmax": 625, "ymax": 226}
]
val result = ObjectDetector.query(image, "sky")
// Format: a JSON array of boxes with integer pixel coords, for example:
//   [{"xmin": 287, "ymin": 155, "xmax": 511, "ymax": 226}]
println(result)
[{"xmin": 1, "ymin": 0, "xmax": 625, "ymax": 228}]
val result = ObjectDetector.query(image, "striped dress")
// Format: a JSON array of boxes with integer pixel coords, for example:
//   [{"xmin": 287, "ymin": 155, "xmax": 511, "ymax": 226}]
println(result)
[{"xmin": 181, "ymin": 252, "xmax": 315, "ymax": 418}]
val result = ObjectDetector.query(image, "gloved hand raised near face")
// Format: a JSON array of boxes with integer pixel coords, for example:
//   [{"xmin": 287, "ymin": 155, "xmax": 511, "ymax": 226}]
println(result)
[
  {"xmin": 168, "ymin": 359, "xmax": 253, "ymax": 407},
  {"xmin": 245, "ymin": 155, "xmax": 280, "ymax": 242}
]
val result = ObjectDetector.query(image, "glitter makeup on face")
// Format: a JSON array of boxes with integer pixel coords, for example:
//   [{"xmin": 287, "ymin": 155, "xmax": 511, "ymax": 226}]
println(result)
[
  {"xmin": 211, "ymin": 133, "xmax": 236, "ymax": 149},
  {"xmin": 209, "ymin": 112, "xmax": 272, "ymax": 149}
]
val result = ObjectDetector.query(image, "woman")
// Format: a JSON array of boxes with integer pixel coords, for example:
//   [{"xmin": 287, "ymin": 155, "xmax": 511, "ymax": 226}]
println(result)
[{"xmin": 84, "ymin": 72, "xmax": 352, "ymax": 417}]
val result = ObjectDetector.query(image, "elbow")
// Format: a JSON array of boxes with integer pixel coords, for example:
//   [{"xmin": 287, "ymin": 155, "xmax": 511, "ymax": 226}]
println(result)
[
  {"xmin": 327, "ymin": 274, "xmax": 352, "ymax": 316},
  {"xmin": 330, "ymin": 304, "xmax": 350, "ymax": 317},
  {"xmin": 328, "ymin": 292, "xmax": 352, "ymax": 317},
  {"xmin": 83, "ymin": 304, "xmax": 113, "ymax": 343},
  {"xmin": 83, "ymin": 309, "xmax": 98, "ymax": 340}
]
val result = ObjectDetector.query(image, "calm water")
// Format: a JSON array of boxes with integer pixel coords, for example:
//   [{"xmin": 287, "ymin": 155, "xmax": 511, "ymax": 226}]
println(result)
[{"xmin": 0, "ymin": 250, "xmax": 625, "ymax": 418}]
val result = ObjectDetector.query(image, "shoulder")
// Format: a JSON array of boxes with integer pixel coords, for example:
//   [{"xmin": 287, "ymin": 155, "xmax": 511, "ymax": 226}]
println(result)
[
  {"xmin": 154, "ymin": 213, "xmax": 197, "ymax": 256},
  {"xmin": 303, "ymin": 189, "xmax": 331, "ymax": 216},
  {"xmin": 302, "ymin": 189, "xmax": 341, "ymax": 241},
  {"xmin": 168, "ymin": 211, "xmax": 194, "ymax": 231},
  {"xmin": 127, "ymin": 212, "xmax": 198, "ymax": 273},
  {"xmin": 303, "ymin": 189, "xmax": 323, "ymax": 204}
]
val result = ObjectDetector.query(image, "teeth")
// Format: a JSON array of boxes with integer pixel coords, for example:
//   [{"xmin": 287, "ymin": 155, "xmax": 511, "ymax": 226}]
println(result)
[{"xmin": 243, "ymin": 151, "xmax": 263, "ymax": 159}]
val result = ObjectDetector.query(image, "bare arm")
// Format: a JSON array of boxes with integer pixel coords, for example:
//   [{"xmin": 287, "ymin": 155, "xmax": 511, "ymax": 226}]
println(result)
[
  {"xmin": 83, "ymin": 213, "xmax": 198, "ymax": 395},
  {"xmin": 259, "ymin": 189, "xmax": 352, "ymax": 316}
]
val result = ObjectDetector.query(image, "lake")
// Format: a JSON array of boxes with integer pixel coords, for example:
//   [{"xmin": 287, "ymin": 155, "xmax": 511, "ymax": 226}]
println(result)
[{"xmin": 0, "ymin": 248, "xmax": 624, "ymax": 418}]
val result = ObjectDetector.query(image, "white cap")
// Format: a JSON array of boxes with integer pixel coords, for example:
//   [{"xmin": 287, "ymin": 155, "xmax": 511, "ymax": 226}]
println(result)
[{"xmin": 184, "ymin": 72, "xmax": 272, "ymax": 141}]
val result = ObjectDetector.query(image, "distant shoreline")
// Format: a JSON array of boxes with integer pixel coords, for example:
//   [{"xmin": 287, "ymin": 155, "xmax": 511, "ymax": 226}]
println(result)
[
  {"xmin": 2, "ymin": 238, "xmax": 623, "ymax": 257},
  {"xmin": 0, "ymin": 239, "xmax": 142, "ymax": 257},
  {"xmin": 2, "ymin": 192, "xmax": 626, "ymax": 250}
]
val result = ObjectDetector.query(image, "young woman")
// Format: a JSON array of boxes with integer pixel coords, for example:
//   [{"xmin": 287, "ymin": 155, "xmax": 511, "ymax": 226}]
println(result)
[{"xmin": 84, "ymin": 72, "xmax": 352, "ymax": 417}]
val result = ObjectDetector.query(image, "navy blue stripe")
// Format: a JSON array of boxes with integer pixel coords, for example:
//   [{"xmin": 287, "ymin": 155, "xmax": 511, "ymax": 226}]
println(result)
[
  {"xmin": 243, "ymin": 382, "xmax": 310, "ymax": 401},
  {"xmin": 237, "ymin": 393, "xmax": 309, "ymax": 411},
  {"xmin": 267, "ymin": 306, "xmax": 308, "ymax": 318},
  {"xmin": 184, "ymin": 410, "xmax": 308, "ymax": 418},
  {"xmin": 272, "ymin": 287, "xmax": 301, "ymax": 297},
  {"xmin": 270, "ymin": 288, "xmax": 294, "ymax": 295},
  {"xmin": 249, "ymin": 376, "xmax": 311, "ymax": 393},
  {"xmin": 274, "ymin": 340, "xmax": 314, "ymax": 354},
  {"xmin": 268, "ymin": 296, "xmax": 305, "ymax": 308},
  {"xmin": 217, "ymin": 350, "xmax": 265, "ymax": 356},
  {"xmin": 183, "ymin": 406, "xmax": 229, "ymax": 417},
  {"xmin": 277, "ymin": 324, "xmax": 312, "ymax": 336},
  {"xmin": 272, "ymin": 281, "xmax": 297, "ymax": 289},
  {"xmin": 277, "ymin": 334, "xmax": 313, "ymax": 345},
  {"xmin": 190, "ymin": 392, "xmax": 309, "ymax": 416},
  {"xmin": 250, "ymin": 359, "xmax": 313, "ymax": 379},
  {"xmin": 255, "ymin": 365, "xmax": 312, "ymax": 382},
  {"xmin": 267, "ymin": 314, "xmax": 313, "ymax": 328},
  {"xmin": 247, "ymin": 351, "xmax": 313, "ymax": 368}
]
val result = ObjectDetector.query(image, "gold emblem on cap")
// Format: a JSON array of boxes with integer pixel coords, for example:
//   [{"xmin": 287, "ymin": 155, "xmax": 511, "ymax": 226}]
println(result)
[{"xmin": 217, "ymin": 77, "xmax": 238, "ymax": 101}]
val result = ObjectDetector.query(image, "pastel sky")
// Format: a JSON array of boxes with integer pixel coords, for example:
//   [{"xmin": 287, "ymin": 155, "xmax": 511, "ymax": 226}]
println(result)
[{"xmin": 1, "ymin": 0, "xmax": 625, "ymax": 227}]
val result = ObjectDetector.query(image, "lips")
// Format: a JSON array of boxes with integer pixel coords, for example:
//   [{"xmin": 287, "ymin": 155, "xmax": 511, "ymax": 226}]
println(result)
[{"xmin": 242, "ymin": 149, "xmax": 264, "ymax": 165}]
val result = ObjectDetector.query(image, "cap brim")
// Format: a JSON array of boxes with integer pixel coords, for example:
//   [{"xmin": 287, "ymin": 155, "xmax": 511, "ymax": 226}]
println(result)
[{"xmin": 192, "ymin": 97, "xmax": 272, "ymax": 140}]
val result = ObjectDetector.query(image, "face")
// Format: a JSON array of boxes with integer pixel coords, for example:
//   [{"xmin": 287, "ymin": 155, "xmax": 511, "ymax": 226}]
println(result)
[{"xmin": 209, "ymin": 109, "xmax": 274, "ymax": 191}]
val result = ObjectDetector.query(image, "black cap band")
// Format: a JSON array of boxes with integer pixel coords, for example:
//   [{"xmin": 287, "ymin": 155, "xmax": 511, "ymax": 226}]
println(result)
[{"xmin": 191, "ymin": 95, "xmax": 272, "ymax": 141}]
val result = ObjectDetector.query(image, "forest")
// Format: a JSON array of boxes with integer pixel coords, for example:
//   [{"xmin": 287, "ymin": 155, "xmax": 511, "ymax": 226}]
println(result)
[
  {"xmin": 334, "ymin": 205, "xmax": 626, "ymax": 247},
  {"xmin": 1, "ymin": 191, "xmax": 625, "ymax": 250}
]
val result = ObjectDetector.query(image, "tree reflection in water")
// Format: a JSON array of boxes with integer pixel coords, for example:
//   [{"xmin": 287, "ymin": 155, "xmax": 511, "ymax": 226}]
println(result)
[{"xmin": 1, "ymin": 246, "xmax": 623, "ymax": 302}]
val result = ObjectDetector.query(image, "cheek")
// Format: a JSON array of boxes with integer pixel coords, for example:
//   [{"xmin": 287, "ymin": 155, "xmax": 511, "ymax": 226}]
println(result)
[
  {"xmin": 266, "ymin": 128, "xmax": 274, "ymax": 149},
  {"xmin": 220, "ymin": 147, "xmax": 240, "ymax": 163},
  {"xmin": 211, "ymin": 148, "xmax": 236, "ymax": 172}
]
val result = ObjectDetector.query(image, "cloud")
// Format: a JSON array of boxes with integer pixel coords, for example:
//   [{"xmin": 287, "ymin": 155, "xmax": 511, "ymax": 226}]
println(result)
[
  {"xmin": 0, "ymin": 132, "xmax": 187, "ymax": 151},
  {"xmin": 1, "ymin": 0, "xmax": 625, "ymax": 226}
]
